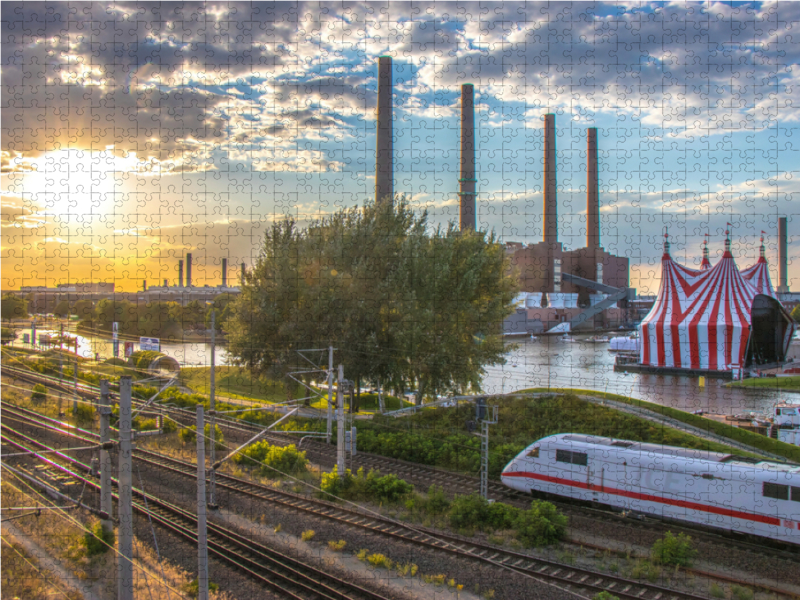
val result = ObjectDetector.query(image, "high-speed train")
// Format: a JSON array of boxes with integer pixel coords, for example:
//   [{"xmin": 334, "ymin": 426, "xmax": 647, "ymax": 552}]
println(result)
[{"xmin": 501, "ymin": 433, "xmax": 800, "ymax": 545}]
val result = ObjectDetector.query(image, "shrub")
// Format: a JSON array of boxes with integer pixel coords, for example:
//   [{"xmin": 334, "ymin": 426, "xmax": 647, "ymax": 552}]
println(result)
[
  {"xmin": 179, "ymin": 424, "xmax": 224, "ymax": 449},
  {"xmin": 422, "ymin": 485, "xmax": 450, "ymax": 515},
  {"xmin": 594, "ymin": 592, "xmax": 620, "ymax": 600},
  {"xmin": 301, "ymin": 529, "xmax": 315, "ymax": 541},
  {"xmin": 650, "ymin": 531, "xmax": 697, "ymax": 567},
  {"xmin": 161, "ymin": 418, "xmax": 177, "ymax": 433},
  {"xmin": 630, "ymin": 559, "xmax": 661, "ymax": 582},
  {"xmin": 514, "ymin": 500, "xmax": 568, "ymax": 547},
  {"xmin": 448, "ymin": 494, "xmax": 490, "ymax": 530},
  {"xmin": 367, "ymin": 553, "xmax": 392, "ymax": 569},
  {"xmin": 485, "ymin": 501, "xmax": 520, "ymax": 530},
  {"xmin": 72, "ymin": 403, "xmax": 95, "ymax": 424},
  {"xmin": 104, "ymin": 357, "xmax": 128, "ymax": 367},
  {"xmin": 31, "ymin": 383, "xmax": 47, "ymax": 402},
  {"xmin": 83, "ymin": 521, "xmax": 114, "ymax": 557},
  {"xmin": 182, "ymin": 579, "xmax": 218, "ymax": 599},
  {"xmin": 264, "ymin": 444, "xmax": 308, "ymax": 476},
  {"xmin": 365, "ymin": 472, "xmax": 413, "ymax": 502},
  {"xmin": 328, "ymin": 539, "xmax": 347, "ymax": 552}
]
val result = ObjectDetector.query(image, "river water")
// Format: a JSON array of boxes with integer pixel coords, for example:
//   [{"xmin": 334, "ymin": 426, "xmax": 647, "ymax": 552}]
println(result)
[{"xmin": 10, "ymin": 325, "xmax": 798, "ymax": 417}]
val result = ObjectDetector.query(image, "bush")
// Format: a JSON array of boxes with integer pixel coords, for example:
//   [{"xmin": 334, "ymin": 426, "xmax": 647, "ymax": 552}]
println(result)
[
  {"xmin": 328, "ymin": 539, "xmax": 347, "ymax": 551},
  {"xmin": 593, "ymin": 593, "xmax": 620, "ymax": 600},
  {"xmin": 72, "ymin": 403, "xmax": 95, "ymax": 424},
  {"xmin": 514, "ymin": 500, "xmax": 568, "ymax": 547},
  {"xmin": 30, "ymin": 383, "xmax": 47, "ymax": 402},
  {"xmin": 650, "ymin": 531, "xmax": 697, "ymax": 566},
  {"xmin": 235, "ymin": 440, "xmax": 309, "ymax": 477},
  {"xmin": 182, "ymin": 579, "xmax": 218, "ymax": 599},
  {"xmin": 422, "ymin": 485, "xmax": 450, "ymax": 515},
  {"xmin": 137, "ymin": 418, "xmax": 158, "ymax": 431},
  {"xmin": 179, "ymin": 423, "xmax": 224, "ymax": 449},
  {"xmin": 84, "ymin": 521, "xmax": 114, "ymax": 557},
  {"xmin": 301, "ymin": 529, "xmax": 315, "ymax": 541},
  {"xmin": 448, "ymin": 494, "xmax": 490, "ymax": 530},
  {"xmin": 365, "ymin": 472, "xmax": 413, "ymax": 502},
  {"xmin": 104, "ymin": 357, "xmax": 128, "ymax": 367}
]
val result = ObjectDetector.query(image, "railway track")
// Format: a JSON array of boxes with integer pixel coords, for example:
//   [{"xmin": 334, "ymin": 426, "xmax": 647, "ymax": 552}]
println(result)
[
  {"xmin": 4, "ymin": 366, "xmax": 799, "ymax": 563},
  {"xmin": 5, "ymin": 403, "xmax": 795, "ymax": 600},
  {"xmin": 1, "ymin": 425, "xmax": 394, "ymax": 600}
]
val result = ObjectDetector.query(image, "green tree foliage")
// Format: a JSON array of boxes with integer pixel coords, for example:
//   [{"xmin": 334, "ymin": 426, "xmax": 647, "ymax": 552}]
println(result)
[
  {"xmin": 650, "ymin": 531, "xmax": 697, "ymax": 566},
  {"xmin": 72, "ymin": 299, "xmax": 94, "ymax": 319},
  {"xmin": 205, "ymin": 293, "xmax": 236, "ymax": 331},
  {"xmin": 179, "ymin": 423, "xmax": 224, "ymax": 449},
  {"xmin": 53, "ymin": 300, "xmax": 71, "ymax": 318},
  {"xmin": 225, "ymin": 199, "xmax": 518, "ymax": 401},
  {"xmin": 791, "ymin": 304, "xmax": 800, "ymax": 323},
  {"xmin": 0, "ymin": 327, "xmax": 17, "ymax": 344},
  {"xmin": 1, "ymin": 293, "xmax": 28, "ymax": 321},
  {"xmin": 320, "ymin": 466, "xmax": 414, "ymax": 502}
]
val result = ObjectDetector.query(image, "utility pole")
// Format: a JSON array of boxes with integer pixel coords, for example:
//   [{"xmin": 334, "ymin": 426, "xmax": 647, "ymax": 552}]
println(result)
[
  {"xmin": 477, "ymin": 399, "xmax": 498, "ymax": 500},
  {"xmin": 98, "ymin": 380, "xmax": 112, "ymax": 530},
  {"xmin": 327, "ymin": 346, "xmax": 333, "ymax": 444},
  {"xmin": 59, "ymin": 322, "xmax": 64, "ymax": 382},
  {"xmin": 197, "ymin": 405, "xmax": 209, "ymax": 600},
  {"xmin": 73, "ymin": 355, "xmax": 78, "ymax": 412},
  {"xmin": 208, "ymin": 310, "xmax": 217, "ymax": 509},
  {"xmin": 337, "ymin": 365, "xmax": 345, "ymax": 474},
  {"xmin": 117, "ymin": 376, "xmax": 133, "ymax": 600}
]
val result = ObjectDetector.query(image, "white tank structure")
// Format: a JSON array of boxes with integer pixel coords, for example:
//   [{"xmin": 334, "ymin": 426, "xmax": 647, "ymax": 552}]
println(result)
[{"xmin": 501, "ymin": 433, "xmax": 800, "ymax": 545}]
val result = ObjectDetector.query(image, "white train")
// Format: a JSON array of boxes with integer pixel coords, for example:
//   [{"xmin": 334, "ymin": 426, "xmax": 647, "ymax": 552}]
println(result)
[{"xmin": 501, "ymin": 433, "xmax": 800, "ymax": 545}]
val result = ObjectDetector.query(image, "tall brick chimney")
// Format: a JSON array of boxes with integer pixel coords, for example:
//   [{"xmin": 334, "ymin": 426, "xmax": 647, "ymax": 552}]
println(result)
[
  {"xmin": 221, "ymin": 258, "xmax": 227, "ymax": 288},
  {"xmin": 543, "ymin": 114, "xmax": 558, "ymax": 245},
  {"xmin": 178, "ymin": 259, "xmax": 184, "ymax": 287},
  {"xmin": 375, "ymin": 56, "xmax": 393, "ymax": 205},
  {"xmin": 186, "ymin": 253, "xmax": 192, "ymax": 287},
  {"xmin": 587, "ymin": 128, "xmax": 600, "ymax": 250},
  {"xmin": 459, "ymin": 84, "xmax": 477, "ymax": 231}
]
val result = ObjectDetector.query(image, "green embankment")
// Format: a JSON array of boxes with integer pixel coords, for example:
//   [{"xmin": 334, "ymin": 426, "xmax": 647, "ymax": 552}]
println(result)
[
  {"xmin": 726, "ymin": 375, "xmax": 800, "ymax": 392},
  {"xmin": 356, "ymin": 393, "xmax": 764, "ymax": 480},
  {"xmin": 516, "ymin": 387, "xmax": 800, "ymax": 463},
  {"xmin": 180, "ymin": 366, "xmax": 289, "ymax": 403}
]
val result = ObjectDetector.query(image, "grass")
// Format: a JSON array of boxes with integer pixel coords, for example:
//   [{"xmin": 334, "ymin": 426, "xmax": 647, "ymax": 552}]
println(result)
[
  {"xmin": 180, "ymin": 366, "xmax": 290, "ymax": 403},
  {"xmin": 515, "ymin": 387, "xmax": 800, "ymax": 464},
  {"xmin": 727, "ymin": 375, "xmax": 800, "ymax": 391}
]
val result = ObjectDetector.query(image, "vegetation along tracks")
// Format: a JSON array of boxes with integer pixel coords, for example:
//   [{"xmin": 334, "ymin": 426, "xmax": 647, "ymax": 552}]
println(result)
[
  {"xmin": 0, "ymin": 424, "xmax": 393, "ymax": 600},
  {"xmin": 3, "ymin": 402, "xmax": 796, "ymax": 600}
]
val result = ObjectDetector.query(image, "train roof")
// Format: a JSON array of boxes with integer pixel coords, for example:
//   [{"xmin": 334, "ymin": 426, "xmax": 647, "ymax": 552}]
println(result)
[{"xmin": 551, "ymin": 434, "xmax": 800, "ymax": 471}]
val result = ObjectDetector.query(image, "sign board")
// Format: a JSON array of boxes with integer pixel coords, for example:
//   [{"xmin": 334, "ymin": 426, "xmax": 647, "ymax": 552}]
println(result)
[
  {"xmin": 22, "ymin": 333, "xmax": 30, "ymax": 344},
  {"xmin": 112, "ymin": 322, "xmax": 119, "ymax": 357},
  {"xmin": 139, "ymin": 337, "xmax": 160, "ymax": 352},
  {"xmin": 124, "ymin": 342, "xmax": 134, "ymax": 357}
]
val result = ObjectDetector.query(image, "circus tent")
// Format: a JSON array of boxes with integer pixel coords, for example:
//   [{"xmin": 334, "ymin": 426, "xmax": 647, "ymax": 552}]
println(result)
[
  {"xmin": 741, "ymin": 233, "xmax": 777, "ymax": 298},
  {"xmin": 639, "ymin": 233, "xmax": 794, "ymax": 373}
]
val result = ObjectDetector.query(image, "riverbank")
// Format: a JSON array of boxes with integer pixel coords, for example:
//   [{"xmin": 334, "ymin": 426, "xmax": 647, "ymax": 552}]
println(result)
[{"xmin": 726, "ymin": 375, "xmax": 800, "ymax": 393}]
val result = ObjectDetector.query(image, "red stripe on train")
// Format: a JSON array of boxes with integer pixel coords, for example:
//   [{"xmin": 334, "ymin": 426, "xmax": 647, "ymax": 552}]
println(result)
[{"xmin": 502, "ymin": 471, "xmax": 781, "ymax": 527}]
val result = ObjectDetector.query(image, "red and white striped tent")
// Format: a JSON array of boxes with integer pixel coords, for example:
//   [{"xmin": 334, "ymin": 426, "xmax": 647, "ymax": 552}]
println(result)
[
  {"xmin": 741, "ymin": 234, "xmax": 776, "ymax": 298},
  {"xmin": 639, "ymin": 234, "xmax": 794, "ymax": 372}
]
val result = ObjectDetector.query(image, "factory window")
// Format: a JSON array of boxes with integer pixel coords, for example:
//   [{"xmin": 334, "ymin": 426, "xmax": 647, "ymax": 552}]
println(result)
[
  {"xmin": 792, "ymin": 487, "xmax": 800, "ymax": 502},
  {"xmin": 556, "ymin": 450, "xmax": 588, "ymax": 466},
  {"xmin": 526, "ymin": 447, "xmax": 540, "ymax": 458},
  {"xmin": 763, "ymin": 482, "xmax": 789, "ymax": 500}
]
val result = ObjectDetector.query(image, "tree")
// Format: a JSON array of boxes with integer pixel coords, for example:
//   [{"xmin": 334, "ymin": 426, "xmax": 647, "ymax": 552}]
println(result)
[
  {"xmin": 54, "ymin": 300, "xmax": 71, "ymax": 318},
  {"xmin": 791, "ymin": 304, "xmax": 800, "ymax": 324},
  {"xmin": 1, "ymin": 293, "xmax": 28, "ymax": 321},
  {"xmin": 182, "ymin": 300, "xmax": 206, "ymax": 330},
  {"xmin": 205, "ymin": 293, "xmax": 236, "ymax": 331},
  {"xmin": 89, "ymin": 299, "xmax": 136, "ymax": 333},
  {"xmin": 72, "ymin": 299, "xmax": 94, "ymax": 320},
  {"xmin": 225, "ymin": 199, "xmax": 519, "ymax": 403},
  {"xmin": 1, "ymin": 327, "xmax": 17, "ymax": 344}
]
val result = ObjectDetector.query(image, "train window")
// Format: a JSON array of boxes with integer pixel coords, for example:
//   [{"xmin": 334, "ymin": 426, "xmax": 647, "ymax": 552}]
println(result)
[
  {"xmin": 611, "ymin": 441, "xmax": 633, "ymax": 448},
  {"xmin": 556, "ymin": 449, "xmax": 588, "ymax": 466},
  {"xmin": 792, "ymin": 487, "xmax": 800, "ymax": 502},
  {"xmin": 701, "ymin": 474, "xmax": 714, "ymax": 480},
  {"xmin": 526, "ymin": 447, "xmax": 540, "ymax": 458},
  {"xmin": 763, "ymin": 482, "xmax": 789, "ymax": 500}
]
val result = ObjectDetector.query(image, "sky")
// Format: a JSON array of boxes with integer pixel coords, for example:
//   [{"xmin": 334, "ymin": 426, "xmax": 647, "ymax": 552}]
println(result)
[{"xmin": 1, "ymin": 1, "xmax": 798, "ymax": 294}]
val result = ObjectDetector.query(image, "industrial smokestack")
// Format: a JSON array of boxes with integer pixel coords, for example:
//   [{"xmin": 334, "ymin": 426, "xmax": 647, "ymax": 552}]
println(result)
[
  {"xmin": 178, "ymin": 259, "xmax": 184, "ymax": 287},
  {"xmin": 186, "ymin": 253, "xmax": 192, "ymax": 288},
  {"xmin": 143, "ymin": 280, "xmax": 147, "ymax": 292},
  {"xmin": 459, "ymin": 84, "xmax": 477, "ymax": 232},
  {"xmin": 240, "ymin": 262, "xmax": 246, "ymax": 287},
  {"xmin": 164, "ymin": 278, "xmax": 168, "ymax": 287},
  {"xmin": 543, "ymin": 114, "xmax": 558, "ymax": 244},
  {"xmin": 778, "ymin": 217, "xmax": 789, "ymax": 293},
  {"xmin": 587, "ymin": 127, "xmax": 600, "ymax": 250},
  {"xmin": 221, "ymin": 258, "xmax": 227, "ymax": 288},
  {"xmin": 375, "ymin": 56, "xmax": 393, "ymax": 205}
]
